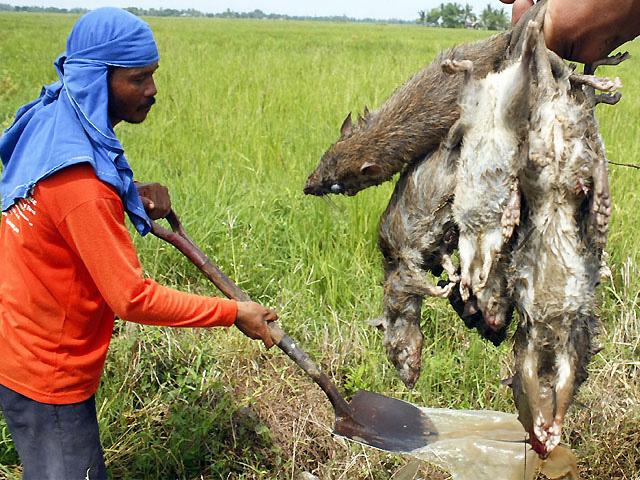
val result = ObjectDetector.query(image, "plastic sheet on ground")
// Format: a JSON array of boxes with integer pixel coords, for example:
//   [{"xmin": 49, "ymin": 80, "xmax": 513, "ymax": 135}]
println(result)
[{"xmin": 407, "ymin": 408, "xmax": 541, "ymax": 480}]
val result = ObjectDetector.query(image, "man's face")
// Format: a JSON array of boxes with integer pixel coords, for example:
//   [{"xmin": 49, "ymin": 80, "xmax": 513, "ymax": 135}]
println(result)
[{"xmin": 108, "ymin": 63, "xmax": 158, "ymax": 125}]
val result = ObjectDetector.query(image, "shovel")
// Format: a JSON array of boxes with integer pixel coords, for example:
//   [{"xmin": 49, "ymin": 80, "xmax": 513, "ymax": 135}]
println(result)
[{"xmin": 150, "ymin": 210, "xmax": 439, "ymax": 453}]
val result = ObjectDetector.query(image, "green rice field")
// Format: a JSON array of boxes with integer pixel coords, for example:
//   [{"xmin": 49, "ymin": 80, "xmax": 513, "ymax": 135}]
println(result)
[{"xmin": 0, "ymin": 12, "xmax": 638, "ymax": 479}]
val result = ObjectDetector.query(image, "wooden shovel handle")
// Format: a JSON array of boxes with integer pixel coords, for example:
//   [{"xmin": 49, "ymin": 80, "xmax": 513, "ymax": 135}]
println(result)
[{"xmin": 150, "ymin": 210, "xmax": 353, "ymax": 419}]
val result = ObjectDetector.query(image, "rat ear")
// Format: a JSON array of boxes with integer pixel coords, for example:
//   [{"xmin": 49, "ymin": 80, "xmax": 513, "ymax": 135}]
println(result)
[
  {"xmin": 500, "ymin": 376, "xmax": 514, "ymax": 388},
  {"xmin": 360, "ymin": 161, "xmax": 381, "ymax": 176},
  {"xmin": 357, "ymin": 106, "xmax": 371, "ymax": 126},
  {"xmin": 340, "ymin": 112, "xmax": 353, "ymax": 138},
  {"xmin": 367, "ymin": 316, "xmax": 387, "ymax": 331}
]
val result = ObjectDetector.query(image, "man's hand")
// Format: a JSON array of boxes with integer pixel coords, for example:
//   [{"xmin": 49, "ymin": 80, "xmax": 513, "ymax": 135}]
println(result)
[
  {"xmin": 135, "ymin": 182, "xmax": 171, "ymax": 220},
  {"xmin": 235, "ymin": 301, "xmax": 279, "ymax": 349},
  {"xmin": 500, "ymin": 0, "xmax": 640, "ymax": 64}
]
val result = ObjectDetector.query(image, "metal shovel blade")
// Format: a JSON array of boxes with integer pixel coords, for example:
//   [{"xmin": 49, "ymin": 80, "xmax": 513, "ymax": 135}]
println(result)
[{"xmin": 334, "ymin": 390, "xmax": 439, "ymax": 452}]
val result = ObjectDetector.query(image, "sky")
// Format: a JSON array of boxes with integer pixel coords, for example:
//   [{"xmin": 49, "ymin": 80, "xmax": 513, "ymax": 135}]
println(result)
[{"xmin": 9, "ymin": 0, "xmax": 508, "ymax": 21}]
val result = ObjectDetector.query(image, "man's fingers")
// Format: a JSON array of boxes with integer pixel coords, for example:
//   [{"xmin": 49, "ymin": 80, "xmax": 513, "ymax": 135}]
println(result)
[
  {"xmin": 262, "ymin": 324, "xmax": 275, "ymax": 349},
  {"xmin": 140, "ymin": 195, "xmax": 170, "ymax": 220},
  {"xmin": 262, "ymin": 335, "xmax": 275, "ymax": 349},
  {"xmin": 235, "ymin": 302, "xmax": 280, "ymax": 349},
  {"xmin": 262, "ymin": 312, "xmax": 278, "ymax": 348},
  {"xmin": 140, "ymin": 196, "xmax": 154, "ymax": 210},
  {"xmin": 136, "ymin": 182, "xmax": 170, "ymax": 218}
]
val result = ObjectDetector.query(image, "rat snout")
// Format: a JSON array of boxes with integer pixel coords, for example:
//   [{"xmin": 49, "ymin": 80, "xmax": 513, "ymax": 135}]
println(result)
[
  {"xmin": 302, "ymin": 173, "xmax": 346, "ymax": 196},
  {"xmin": 484, "ymin": 313, "xmax": 502, "ymax": 331},
  {"xmin": 479, "ymin": 297, "xmax": 506, "ymax": 332},
  {"xmin": 302, "ymin": 176, "xmax": 321, "ymax": 195},
  {"xmin": 302, "ymin": 174, "xmax": 329, "ymax": 195}
]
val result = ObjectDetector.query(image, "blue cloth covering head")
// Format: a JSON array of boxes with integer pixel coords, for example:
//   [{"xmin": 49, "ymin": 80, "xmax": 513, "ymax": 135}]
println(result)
[{"xmin": 0, "ymin": 7, "xmax": 159, "ymax": 235}]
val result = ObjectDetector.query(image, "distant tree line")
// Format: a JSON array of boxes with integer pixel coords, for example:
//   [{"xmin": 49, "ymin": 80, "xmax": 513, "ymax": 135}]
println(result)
[
  {"xmin": 0, "ymin": 3, "xmax": 86, "ymax": 13},
  {"xmin": 0, "ymin": 4, "xmax": 412, "ymax": 23},
  {"xmin": 0, "ymin": 2, "xmax": 508, "ymax": 28},
  {"xmin": 418, "ymin": 3, "xmax": 509, "ymax": 30}
]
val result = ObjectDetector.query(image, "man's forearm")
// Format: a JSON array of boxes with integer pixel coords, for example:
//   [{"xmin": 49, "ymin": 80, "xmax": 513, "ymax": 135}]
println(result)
[{"xmin": 501, "ymin": 0, "xmax": 640, "ymax": 63}]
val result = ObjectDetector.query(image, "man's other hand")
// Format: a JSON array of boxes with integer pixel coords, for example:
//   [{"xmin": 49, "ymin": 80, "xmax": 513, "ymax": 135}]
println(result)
[
  {"xmin": 235, "ymin": 301, "xmax": 278, "ymax": 349},
  {"xmin": 499, "ymin": 0, "xmax": 640, "ymax": 64},
  {"xmin": 135, "ymin": 182, "xmax": 171, "ymax": 220}
]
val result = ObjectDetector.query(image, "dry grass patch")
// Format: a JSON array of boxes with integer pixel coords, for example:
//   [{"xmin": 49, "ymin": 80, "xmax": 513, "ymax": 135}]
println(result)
[{"xmin": 225, "ymin": 340, "xmax": 450, "ymax": 480}]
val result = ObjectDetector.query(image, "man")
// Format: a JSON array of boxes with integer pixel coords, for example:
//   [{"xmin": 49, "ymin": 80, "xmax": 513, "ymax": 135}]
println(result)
[
  {"xmin": 499, "ymin": 0, "xmax": 640, "ymax": 63},
  {"xmin": 0, "ymin": 8, "xmax": 277, "ymax": 479}
]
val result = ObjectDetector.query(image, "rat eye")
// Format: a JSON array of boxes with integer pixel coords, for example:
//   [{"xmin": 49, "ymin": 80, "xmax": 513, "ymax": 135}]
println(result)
[{"xmin": 330, "ymin": 183, "xmax": 344, "ymax": 194}]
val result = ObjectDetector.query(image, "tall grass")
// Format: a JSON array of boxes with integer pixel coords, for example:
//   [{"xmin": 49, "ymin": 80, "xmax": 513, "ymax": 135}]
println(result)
[{"xmin": 0, "ymin": 13, "xmax": 638, "ymax": 479}]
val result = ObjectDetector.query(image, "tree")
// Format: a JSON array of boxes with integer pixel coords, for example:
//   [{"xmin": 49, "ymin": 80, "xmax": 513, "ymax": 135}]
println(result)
[
  {"xmin": 479, "ymin": 4, "xmax": 509, "ymax": 30},
  {"xmin": 420, "ymin": 2, "xmax": 477, "ymax": 28},
  {"xmin": 440, "ymin": 2, "xmax": 465, "ymax": 28},
  {"xmin": 425, "ymin": 6, "xmax": 443, "ymax": 26},
  {"xmin": 462, "ymin": 3, "xmax": 477, "ymax": 27}
]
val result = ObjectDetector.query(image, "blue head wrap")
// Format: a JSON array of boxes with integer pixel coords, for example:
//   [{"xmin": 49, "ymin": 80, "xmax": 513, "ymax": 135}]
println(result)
[{"xmin": 0, "ymin": 7, "xmax": 159, "ymax": 235}]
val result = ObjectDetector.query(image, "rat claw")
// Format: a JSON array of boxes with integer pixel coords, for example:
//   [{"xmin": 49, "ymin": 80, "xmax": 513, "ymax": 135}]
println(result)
[
  {"xmin": 434, "ymin": 281, "xmax": 456, "ymax": 298},
  {"xmin": 441, "ymin": 254, "xmax": 460, "ymax": 282},
  {"xmin": 587, "ymin": 51, "xmax": 631, "ymax": 74},
  {"xmin": 460, "ymin": 282, "xmax": 470, "ymax": 302}
]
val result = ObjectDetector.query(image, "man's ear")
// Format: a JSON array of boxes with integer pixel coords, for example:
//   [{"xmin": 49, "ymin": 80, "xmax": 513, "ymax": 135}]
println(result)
[
  {"xmin": 106, "ymin": 65, "xmax": 118, "ymax": 86},
  {"xmin": 360, "ymin": 161, "xmax": 382, "ymax": 176}
]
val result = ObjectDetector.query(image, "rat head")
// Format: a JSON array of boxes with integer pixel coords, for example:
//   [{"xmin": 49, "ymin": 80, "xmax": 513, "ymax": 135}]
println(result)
[
  {"xmin": 476, "ymin": 290, "xmax": 511, "ymax": 331},
  {"xmin": 511, "ymin": 314, "xmax": 599, "ymax": 458},
  {"xmin": 304, "ymin": 110, "xmax": 394, "ymax": 196},
  {"xmin": 370, "ymin": 269, "xmax": 425, "ymax": 389},
  {"xmin": 473, "ymin": 262, "xmax": 513, "ymax": 333}
]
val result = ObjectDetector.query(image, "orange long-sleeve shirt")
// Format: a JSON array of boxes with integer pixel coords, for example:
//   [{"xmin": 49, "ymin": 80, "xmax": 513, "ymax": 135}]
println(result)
[{"xmin": 0, "ymin": 164, "xmax": 237, "ymax": 404}]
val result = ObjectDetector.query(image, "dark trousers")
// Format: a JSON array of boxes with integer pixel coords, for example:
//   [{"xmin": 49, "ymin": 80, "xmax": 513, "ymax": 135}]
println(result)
[{"xmin": 0, "ymin": 384, "xmax": 107, "ymax": 480}]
